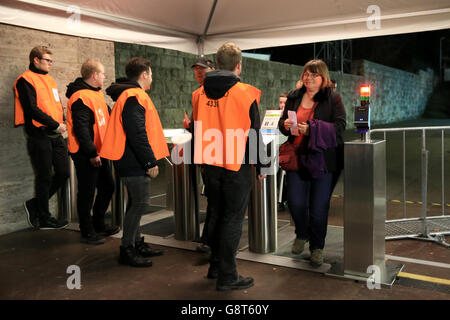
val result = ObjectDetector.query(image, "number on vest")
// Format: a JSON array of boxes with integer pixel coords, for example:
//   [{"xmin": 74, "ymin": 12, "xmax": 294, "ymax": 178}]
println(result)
[{"xmin": 206, "ymin": 100, "xmax": 219, "ymax": 108}]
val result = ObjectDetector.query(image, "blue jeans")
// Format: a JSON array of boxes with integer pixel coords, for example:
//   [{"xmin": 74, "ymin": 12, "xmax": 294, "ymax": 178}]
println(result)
[{"xmin": 286, "ymin": 171, "xmax": 333, "ymax": 250}]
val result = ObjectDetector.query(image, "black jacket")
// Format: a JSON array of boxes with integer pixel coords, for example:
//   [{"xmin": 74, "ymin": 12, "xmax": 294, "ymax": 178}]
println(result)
[
  {"xmin": 105, "ymin": 78, "xmax": 157, "ymax": 177},
  {"xmin": 15, "ymin": 63, "xmax": 60, "ymax": 137},
  {"xmin": 202, "ymin": 70, "xmax": 266, "ymax": 173},
  {"xmin": 278, "ymin": 86, "xmax": 346, "ymax": 173},
  {"xmin": 66, "ymin": 77, "xmax": 105, "ymax": 158}
]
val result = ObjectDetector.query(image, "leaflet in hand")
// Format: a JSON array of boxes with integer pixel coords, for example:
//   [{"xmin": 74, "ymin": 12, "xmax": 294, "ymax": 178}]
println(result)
[{"xmin": 288, "ymin": 110, "xmax": 299, "ymax": 136}]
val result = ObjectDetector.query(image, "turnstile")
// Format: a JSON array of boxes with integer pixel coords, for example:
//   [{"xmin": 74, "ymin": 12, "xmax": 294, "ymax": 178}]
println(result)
[
  {"xmin": 164, "ymin": 129, "xmax": 200, "ymax": 241},
  {"xmin": 248, "ymin": 136, "xmax": 278, "ymax": 254}
]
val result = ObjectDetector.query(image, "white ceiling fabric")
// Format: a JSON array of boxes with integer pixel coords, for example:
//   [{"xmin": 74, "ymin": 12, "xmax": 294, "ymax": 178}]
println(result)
[{"xmin": 1, "ymin": 0, "xmax": 449, "ymax": 54}]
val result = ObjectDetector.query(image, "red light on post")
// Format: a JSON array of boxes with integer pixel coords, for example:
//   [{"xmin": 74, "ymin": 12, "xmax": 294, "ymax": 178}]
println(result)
[
  {"xmin": 360, "ymin": 85, "xmax": 370, "ymax": 96},
  {"xmin": 360, "ymin": 85, "xmax": 370, "ymax": 103}
]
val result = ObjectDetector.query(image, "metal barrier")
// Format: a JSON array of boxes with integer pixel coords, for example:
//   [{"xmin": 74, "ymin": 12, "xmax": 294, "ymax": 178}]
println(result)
[
  {"xmin": 369, "ymin": 126, "xmax": 450, "ymax": 248},
  {"xmin": 62, "ymin": 158, "xmax": 124, "ymax": 229},
  {"xmin": 248, "ymin": 139, "xmax": 278, "ymax": 253},
  {"xmin": 57, "ymin": 158, "xmax": 75, "ymax": 223}
]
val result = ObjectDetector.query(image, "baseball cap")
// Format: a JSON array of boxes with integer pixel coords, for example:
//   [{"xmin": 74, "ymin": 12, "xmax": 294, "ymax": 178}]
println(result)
[{"xmin": 191, "ymin": 57, "xmax": 214, "ymax": 69}]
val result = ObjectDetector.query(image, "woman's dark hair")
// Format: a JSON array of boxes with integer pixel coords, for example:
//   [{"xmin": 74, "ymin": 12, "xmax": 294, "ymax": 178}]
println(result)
[{"xmin": 125, "ymin": 57, "xmax": 151, "ymax": 81}]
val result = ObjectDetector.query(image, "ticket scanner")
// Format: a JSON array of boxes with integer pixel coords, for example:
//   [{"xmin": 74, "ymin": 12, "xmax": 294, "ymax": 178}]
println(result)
[{"xmin": 328, "ymin": 85, "xmax": 404, "ymax": 287}]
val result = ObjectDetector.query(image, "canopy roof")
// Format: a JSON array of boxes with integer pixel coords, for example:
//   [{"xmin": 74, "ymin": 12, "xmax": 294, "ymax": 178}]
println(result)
[{"xmin": 1, "ymin": 0, "xmax": 449, "ymax": 54}]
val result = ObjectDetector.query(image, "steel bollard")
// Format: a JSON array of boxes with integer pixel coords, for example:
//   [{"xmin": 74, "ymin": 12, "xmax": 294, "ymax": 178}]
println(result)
[{"xmin": 248, "ymin": 139, "xmax": 277, "ymax": 253}]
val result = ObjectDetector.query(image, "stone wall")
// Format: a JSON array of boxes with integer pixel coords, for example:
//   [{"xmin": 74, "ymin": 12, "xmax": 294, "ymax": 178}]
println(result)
[
  {"xmin": 114, "ymin": 42, "xmax": 302, "ymax": 128},
  {"xmin": 352, "ymin": 60, "xmax": 434, "ymax": 125},
  {"xmin": 0, "ymin": 24, "xmax": 435, "ymax": 235},
  {"xmin": 0, "ymin": 24, "xmax": 115, "ymax": 235}
]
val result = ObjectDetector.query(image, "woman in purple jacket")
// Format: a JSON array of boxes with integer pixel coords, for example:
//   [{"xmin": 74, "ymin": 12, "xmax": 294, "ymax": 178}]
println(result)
[{"xmin": 278, "ymin": 59, "xmax": 346, "ymax": 267}]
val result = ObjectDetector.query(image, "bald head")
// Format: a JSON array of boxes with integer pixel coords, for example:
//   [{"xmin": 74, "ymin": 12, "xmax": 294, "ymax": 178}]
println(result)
[{"xmin": 81, "ymin": 59, "xmax": 105, "ymax": 88}]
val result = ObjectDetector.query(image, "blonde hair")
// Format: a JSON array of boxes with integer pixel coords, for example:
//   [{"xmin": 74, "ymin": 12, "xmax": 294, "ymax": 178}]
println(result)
[
  {"xmin": 81, "ymin": 59, "xmax": 102, "ymax": 80},
  {"xmin": 216, "ymin": 42, "xmax": 241, "ymax": 71},
  {"xmin": 29, "ymin": 46, "xmax": 52, "ymax": 64},
  {"xmin": 301, "ymin": 59, "xmax": 330, "ymax": 89}
]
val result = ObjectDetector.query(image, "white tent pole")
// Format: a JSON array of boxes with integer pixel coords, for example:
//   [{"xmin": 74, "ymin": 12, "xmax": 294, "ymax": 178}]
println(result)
[{"xmin": 197, "ymin": 36, "xmax": 205, "ymax": 56}]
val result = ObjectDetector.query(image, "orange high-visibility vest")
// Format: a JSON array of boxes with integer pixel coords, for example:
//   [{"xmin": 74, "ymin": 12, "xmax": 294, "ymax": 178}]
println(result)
[
  {"xmin": 192, "ymin": 86, "xmax": 202, "ymax": 110},
  {"xmin": 193, "ymin": 82, "xmax": 261, "ymax": 172},
  {"xmin": 66, "ymin": 89, "xmax": 110, "ymax": 154},
  {"xmin": 14, "ymin": 70, "xmax": 63, "ymax": 127},
  {"xmin": 99, "ymin": 88, "xmax": 169, "ymax": 161}
]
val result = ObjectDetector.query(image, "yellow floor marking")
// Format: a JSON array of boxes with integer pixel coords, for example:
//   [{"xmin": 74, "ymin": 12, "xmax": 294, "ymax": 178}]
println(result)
[
  {"xmin": 392, "ymin": 200, "xmax": 401, "ymax": 203},
  {"xmin": 398, "ymin": 272, "xmax": 450, "ymax": 286}
]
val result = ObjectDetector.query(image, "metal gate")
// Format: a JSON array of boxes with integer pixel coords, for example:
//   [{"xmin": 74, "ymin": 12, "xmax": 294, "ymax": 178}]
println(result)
[{"xmin": 369, "ymin": 126, "xmax": 450, "ymax": 247}]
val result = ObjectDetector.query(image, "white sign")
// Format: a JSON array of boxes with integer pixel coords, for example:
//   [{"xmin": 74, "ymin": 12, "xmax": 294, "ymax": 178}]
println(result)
[
  {"xmin": 52, "ymin": 88, "xmax": 60, "ymax": 102},
  {"xmin": 261, "ymin": 110, "xmax": 282, "ymax": 134}
]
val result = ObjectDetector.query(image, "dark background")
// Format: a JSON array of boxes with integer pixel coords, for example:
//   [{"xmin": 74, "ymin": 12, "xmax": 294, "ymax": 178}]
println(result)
[{"xmin": 244, "ymin": 29, "xmax": 450, "ymax": 74}]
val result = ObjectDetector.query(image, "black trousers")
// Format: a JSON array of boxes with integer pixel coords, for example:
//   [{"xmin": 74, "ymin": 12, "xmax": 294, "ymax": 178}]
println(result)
[
  {"xmin": 27, "ymin": 134, "xmax": 69, "ymax": 221},
  {"xmin": 72, "ymin": 154, "xmax": 115, "ymax": 237},
  {"xmin": 203, "ymin": 164, "xmax": 252, "ymax": 284}
]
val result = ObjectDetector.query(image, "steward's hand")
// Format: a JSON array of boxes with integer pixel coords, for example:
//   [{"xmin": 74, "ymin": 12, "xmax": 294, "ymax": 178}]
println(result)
[
  {"xmin": 90, "ymin": 156, "xmax": 102, "ymax": 167},
  {"xmin": 146, "ymin": 165, "xmax": 159, "ymax": 178}
]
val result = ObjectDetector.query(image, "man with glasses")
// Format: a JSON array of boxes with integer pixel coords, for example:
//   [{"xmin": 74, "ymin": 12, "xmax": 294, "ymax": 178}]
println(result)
[
  {"xmin": 185, "ymin": 57, "xmax": 215, "ymax": 254},
  {"xmin": 14, "ymin": 46, "xmax": 69, "ymax": 230}
]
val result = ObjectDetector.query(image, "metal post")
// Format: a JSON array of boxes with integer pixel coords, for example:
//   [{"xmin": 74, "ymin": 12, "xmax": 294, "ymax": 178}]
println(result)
[
  {"xmin": 111, "ymin": 164, "xmax": 125, "ymax": 230},
  {"xmin": 440, "ymin": 37, "xmax": 444, "ymax": 81},
  {"xmin": 442, "ymin": 130, "xmax": 445, "ymax": 216},
  {"xmin": 57, "ymin": 158, "xmax": 75, "ymax": 222},
  {"xmin": 421, "ymin": 130, "xmax": 428, "ymax": 237},
  {"xmin": 172, "ymin": 142, "xmax": 197, "ymax": 241},
  {"xmin": 403, "ymin": 130, "xmax": 406, "ymax": 219},
  {"xmin": 278, "ymin": 169, "xmax": 286, "ymax": 203},
  {"xmin": 248, "ymin": 140, "xmax": 277, "ymax": 253}
]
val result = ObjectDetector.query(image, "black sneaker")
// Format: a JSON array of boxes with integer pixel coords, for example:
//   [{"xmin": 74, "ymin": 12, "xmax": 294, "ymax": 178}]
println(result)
[
  {"xmin": 216, "ymin": 276, "xmax": 254, "ymax": 291},
  {"xmin": 196, "ymin": 243, "xmax": 211, "ymax": 254},
  {"xmin": 81, "ymin": 233, "xmax": 105, "ymax": 245},
  {"xmin": 24, "ymin": 199, "xmax": 39, "ymax": 229},
  {"xmin": 135, "ymin": 237, "xmax": 163, "ymax": 257},
  {"xmin": 39, "ymin": 217, "xmax": 68, "ymax": 230},
  {"xmin": 207, "ymin": 266, "xmax": 218, "ymax": 279},
  {"xmin": 96, "ymin": 226, "xmax": 120, "ymax": 237},
  {"xmin": 119, "ymin": 246, "xmax": 152, "ymax": 267}
]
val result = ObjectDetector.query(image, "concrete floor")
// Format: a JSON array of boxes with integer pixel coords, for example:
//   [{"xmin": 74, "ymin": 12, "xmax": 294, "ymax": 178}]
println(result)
[
  {"xmin": 0, "ymin": 207, "xmax": 449, "ymax": 300},
  {"xmin": 1, "ymin": 119, "xmax": 449, "ymax": 302}
]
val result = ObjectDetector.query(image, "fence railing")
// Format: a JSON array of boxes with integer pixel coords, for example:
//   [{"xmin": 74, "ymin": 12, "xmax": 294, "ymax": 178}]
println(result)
[{"xmin": 369, "ymin": 126, "xmax": 450, "ymax": 247}]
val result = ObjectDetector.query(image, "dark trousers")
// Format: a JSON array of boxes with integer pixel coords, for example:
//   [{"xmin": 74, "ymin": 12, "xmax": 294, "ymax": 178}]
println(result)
[
  {"xmin": 203, "ymin": 164, "xmax": 252, "ymax": 284},
  {"xmin": 121, "ymin": 175, "xmax": 151, "ymax": 247},
  {"xmin": 199, "ymin": 167, "xmax": 211, "ymax": 244},
  {"xmin": 27, "ymin": 134, "xmax": 69, "ymax": 221},
  {"xmin": 72, "ymin": 154, "xmax": 115, "ymax": 237},
  {"xmin": 286, "ymin": 171, "xmax": 333, "ymax": 250}
]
